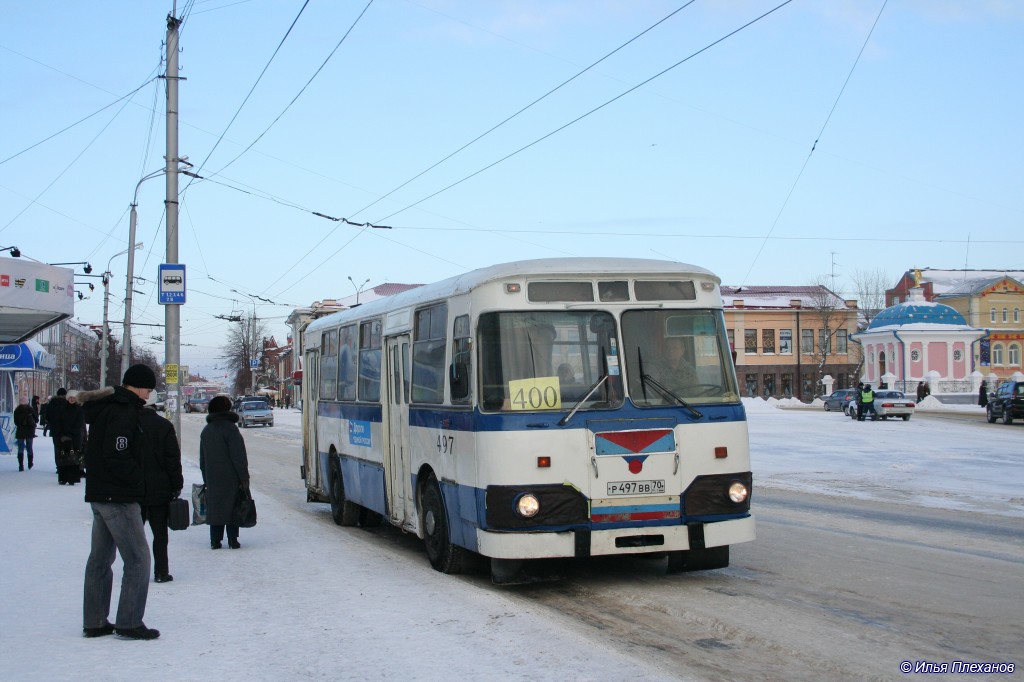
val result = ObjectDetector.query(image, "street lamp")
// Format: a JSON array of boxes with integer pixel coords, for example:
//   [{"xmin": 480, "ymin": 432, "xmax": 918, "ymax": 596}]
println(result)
[
  {"xmin": 348, "ymin": 276, "xmax": 370, "ymax": 304},
  {"xmin": 122, "ymin": 163, "xmax": 201, "ymax": 384},
  {"xmin": 1, "ymin": 246, "xmax": 20, "ymax": 257},
  {"xmin": 100, "ymin": 243, "xmax": 143, "ymax": 387},
  {"xmin": 50, "ymin": 261, "xmax": 93, "ymax": 274}
]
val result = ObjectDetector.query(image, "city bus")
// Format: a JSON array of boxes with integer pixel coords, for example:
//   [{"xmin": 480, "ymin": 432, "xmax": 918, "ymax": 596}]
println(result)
[{"xmin": 299, "ymin": 258, "xmax": 753, "ymax": 582}]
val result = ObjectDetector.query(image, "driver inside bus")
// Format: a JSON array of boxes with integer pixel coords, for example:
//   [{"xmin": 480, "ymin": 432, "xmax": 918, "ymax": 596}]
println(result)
[{"xmin": 649, "ymin": 335, "xmax": 698, "ymax": 394}]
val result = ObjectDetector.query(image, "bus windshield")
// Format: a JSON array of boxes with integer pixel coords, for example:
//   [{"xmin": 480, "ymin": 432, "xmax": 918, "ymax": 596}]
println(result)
[
  {"xmin": 478, "ymin": 310, "xmax": 623, "ymax": 412},
  {"xmin": 621, "ymin": 309, "xmax": 739, "ymax": 406}
]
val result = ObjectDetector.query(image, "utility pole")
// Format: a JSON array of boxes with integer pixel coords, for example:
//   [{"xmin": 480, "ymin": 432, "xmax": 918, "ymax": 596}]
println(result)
[
  {"xmin": 100, "ymin": 272, "xmax": 111, "ymax": 387},
  {"xmin": 164, "ymin": 7, "xmax": 183, "ymax": 437}
]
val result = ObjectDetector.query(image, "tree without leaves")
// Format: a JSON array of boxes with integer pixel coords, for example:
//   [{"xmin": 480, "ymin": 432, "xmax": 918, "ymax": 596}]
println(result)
[
  {"xmin": 806, "ymin": 278, "xmax": 856, "ymax": 392},
  {"xmin": 851, "ymin": 267, "xmax": 890, "ymax": 329},
  {"xmin": 222, "ymin": 312, "xmax": 269, "ymax": 395}
]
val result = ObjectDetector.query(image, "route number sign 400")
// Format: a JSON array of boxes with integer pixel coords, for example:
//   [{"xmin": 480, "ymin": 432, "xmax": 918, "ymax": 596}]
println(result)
[{"xmin": 508, "ymin": 377, "xmax": 562, "ymax": 410}]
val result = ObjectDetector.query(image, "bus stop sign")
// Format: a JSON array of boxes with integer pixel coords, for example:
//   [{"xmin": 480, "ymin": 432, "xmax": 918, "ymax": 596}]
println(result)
[{"xmin": 159, "ymin": 264, "xmax": 186, "ymax": 304}]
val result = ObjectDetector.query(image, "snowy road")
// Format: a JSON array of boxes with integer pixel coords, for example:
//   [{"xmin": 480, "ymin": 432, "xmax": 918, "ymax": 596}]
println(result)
[
  {"xmin": 186, "ymin": 402, "xmax": 1022, "ymax": 680},
  {"xmin": 4, "ymin": 402, "xmax": 1018, "ymax": 681}
]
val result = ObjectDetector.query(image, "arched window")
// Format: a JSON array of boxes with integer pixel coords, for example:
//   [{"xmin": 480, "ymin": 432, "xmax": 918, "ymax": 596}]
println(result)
[
  {"xmin": 1009, "ymin": 344, "xmax": 1021, "ymax": 367},
  {"xmin": 990, "ymin": 308, "xmax": 996, "ymax": 323},
  {"xmin": 1015, "ymin": 308, "xmax": 1020, "ymax": 323},
  {"xmin": 991, "ymin": 344, "xmax": 1004, "ymax": 366},
  {"xmin": 1002, "ymin": 308, "xmax": 1009, "ymax": 323}
]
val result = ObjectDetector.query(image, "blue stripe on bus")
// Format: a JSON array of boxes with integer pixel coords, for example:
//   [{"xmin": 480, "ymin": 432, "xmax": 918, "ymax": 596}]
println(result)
[{"xmin": 315, "ymin": 399, "xmax": 745, "ymax": 432}]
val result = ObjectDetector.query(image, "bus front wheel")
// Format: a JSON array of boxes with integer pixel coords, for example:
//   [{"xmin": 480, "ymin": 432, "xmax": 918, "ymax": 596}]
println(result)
[
  {"xmin": 329, "ymin": 461, "xmax": 360, "ymax": 526},
  {"xmin": 667, "ymin": 546, "xmax": 729, "ymax": 573},
  {"xmin": 421, "ymin": 477, "xmax": 467, "ymax": 574}
]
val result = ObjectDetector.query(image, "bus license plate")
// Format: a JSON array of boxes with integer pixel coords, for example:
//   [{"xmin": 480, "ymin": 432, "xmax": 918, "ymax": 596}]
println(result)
[{"xmin": 607, "ymin": 480, "xmax": 665, "ymax": 496}]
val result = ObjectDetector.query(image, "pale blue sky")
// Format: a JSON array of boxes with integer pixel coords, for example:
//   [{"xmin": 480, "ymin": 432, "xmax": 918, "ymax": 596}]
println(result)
[{"xmin": 2, "ymin": 0, "xmax": 1022, "ymax": 377}]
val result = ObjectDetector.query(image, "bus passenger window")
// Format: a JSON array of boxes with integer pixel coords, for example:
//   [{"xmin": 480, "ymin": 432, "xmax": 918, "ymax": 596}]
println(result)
[{"xmin": 412, "ymin": 303, "xmax": 447, "ymax": 404}]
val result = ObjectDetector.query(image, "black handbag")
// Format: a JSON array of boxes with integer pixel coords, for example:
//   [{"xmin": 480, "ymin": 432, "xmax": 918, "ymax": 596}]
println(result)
[
  {"xmin": 168, "ymin": 497, "xmax": 190, "ymax": 531},
  {"xmin": 232, "ymin": 489, "xmax": 257, "ymax": 528}
]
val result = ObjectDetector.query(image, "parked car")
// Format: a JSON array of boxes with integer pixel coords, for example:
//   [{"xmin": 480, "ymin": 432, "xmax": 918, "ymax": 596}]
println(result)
[
  {"xmin": 986, "ymin": 380, "xmax": 1024, "ymax": 425},
  {"xmin": 186, "ymin": 396, "xmax": 211, "ymax": 413},
  {"xmin": 238, "ymin": 400, "xmax": 274, "ymax": 428},
  {"xmin": 849, "ymin": 390, "xmax": 915, "ymax": 421},
  {"xmin": 822, "ymin": 388, "xmax": 858, "ymax": 413}
]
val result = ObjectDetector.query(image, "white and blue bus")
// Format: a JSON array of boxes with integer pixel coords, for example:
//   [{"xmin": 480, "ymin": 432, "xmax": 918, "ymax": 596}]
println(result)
[{"xmin": 300, "ymin": 258, "xmax": 753, "ymax": 582}]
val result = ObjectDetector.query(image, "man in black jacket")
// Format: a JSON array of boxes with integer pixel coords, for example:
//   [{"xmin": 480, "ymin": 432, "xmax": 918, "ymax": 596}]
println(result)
[
  {"xmin": 80, "ymin": 364, "xmax": 161, "ymax": 641},
  {"xmin": 139, "ymin": 406, "xmax": 184, "ymax": 584}
]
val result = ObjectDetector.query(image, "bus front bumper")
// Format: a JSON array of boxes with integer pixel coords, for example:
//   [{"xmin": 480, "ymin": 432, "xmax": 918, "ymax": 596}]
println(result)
[{"xmin": 475, "ymin": 515, "xmax": 755, "ymax": 560}]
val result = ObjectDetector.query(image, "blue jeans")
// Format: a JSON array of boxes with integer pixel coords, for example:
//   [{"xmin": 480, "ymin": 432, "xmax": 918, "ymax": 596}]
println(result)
[
  {"xmin": 83, "ymin": 502, "xmax": 151, "ymax": 630},
  {"xmin": 16, "ymin": 438, "xmax": 34, "ymax": 468}
]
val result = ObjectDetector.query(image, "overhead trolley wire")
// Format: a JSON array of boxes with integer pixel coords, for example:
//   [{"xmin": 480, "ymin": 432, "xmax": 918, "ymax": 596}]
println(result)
[
  {"xmin": 739, "ymin": 0, "xmax": 889, "ymax": 287},
  {"xmin": 371, "ymin": 0, "xmax": 796, "ymax": 226},
  {"xmin": 0, "ymin": 76, "xmax": 158, "ymax": 166},
  {"xmin": 210, "ymin": 0, "xmax": 376, "ymax": 177},
  {"xmin": 349, "ymin": 0, "xmax": 698, "ymax": 220},
  {"xmin": 184, "ymin": 0, "xmax": 312, "ymax": 183}
]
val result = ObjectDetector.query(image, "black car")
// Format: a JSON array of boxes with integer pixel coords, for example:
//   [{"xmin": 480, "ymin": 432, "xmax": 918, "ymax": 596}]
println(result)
[{"xmin": 986, "ymin": 380, "xmax": 1024, "ymax": 425}]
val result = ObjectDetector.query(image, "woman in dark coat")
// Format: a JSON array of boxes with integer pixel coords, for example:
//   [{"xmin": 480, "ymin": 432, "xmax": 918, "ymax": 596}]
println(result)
[
  {"xmin": 14, "ymin": 397, "xmax": 37, "ymax": 471},
  {"xmin": 199, "ymin": 396, "xmax": 250, "ymax": 549}
]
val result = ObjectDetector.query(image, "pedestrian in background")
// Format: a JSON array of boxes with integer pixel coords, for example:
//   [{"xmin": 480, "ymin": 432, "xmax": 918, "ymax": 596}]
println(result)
[
  {"xmin": 48, "ymin": 388, "xmax": 85, "ymax": 483},
  {"xmin": 978, "ymin": 381, "xmax": 988, "ymax": 407},
  {"xmin": 80, "ymin": 364, "xmax": 161, "ymax": 641},
  {"xmin": 139, "ymin": 404, "xmax": 184, "ymax": 584},
  {"xmin": 200, "ymin": 395, "xmax": 251, "ymax": 550},
  {"xmin": 40, "ymin": 395, "xmax": 50, "ymax": 436},
  {"xmin": 14, "ymin": 396, "xmax": 37, "ymax": 471}
]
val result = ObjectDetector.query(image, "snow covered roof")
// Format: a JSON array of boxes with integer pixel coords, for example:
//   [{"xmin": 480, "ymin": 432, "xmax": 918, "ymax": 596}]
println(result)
[
  {"xmin": 721, "ymin": 285, "xmax": 847, "ymax": 309},
  {"xmin": 912, "ymin": 269, "xmax": 1024, "ymax": 295}
]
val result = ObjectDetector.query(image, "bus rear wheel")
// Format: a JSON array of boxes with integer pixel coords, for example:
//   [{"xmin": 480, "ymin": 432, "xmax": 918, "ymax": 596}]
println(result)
[
  {"xmin": 421, "ymin": 477, "xmax": 466, "ymax": 574},
  {"xmin": 329, "ymin": 461, "xmax": 360, "ymax": 526},
  {"xmin": 667, "ymin": 546, "xmax": 729, "ymax": 573}
]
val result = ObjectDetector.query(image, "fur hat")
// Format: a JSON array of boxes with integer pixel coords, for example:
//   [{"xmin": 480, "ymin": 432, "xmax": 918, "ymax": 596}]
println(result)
[{"xmin": 122, "ymin": 364, "xmax": 157, "ymax": 389}]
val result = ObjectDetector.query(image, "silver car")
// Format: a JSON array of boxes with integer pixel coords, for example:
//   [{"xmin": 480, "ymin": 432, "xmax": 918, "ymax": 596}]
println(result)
[
  {"xmin": 238, "ymin": 400, "xmax": 274, "ymax": 428},
  {"xmin": 849, "ymin": 390, "xmax": 915, "ymax": 421}
]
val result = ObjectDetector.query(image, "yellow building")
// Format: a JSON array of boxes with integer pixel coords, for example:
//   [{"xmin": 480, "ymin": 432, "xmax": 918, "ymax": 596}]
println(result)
[
  {"xmin": 935, "ymin": 275, "xmax": 1024, "ymax": 382},
  {"xmin": 722, "ymin": 286, "xmax": 859, "ymax": 401}
]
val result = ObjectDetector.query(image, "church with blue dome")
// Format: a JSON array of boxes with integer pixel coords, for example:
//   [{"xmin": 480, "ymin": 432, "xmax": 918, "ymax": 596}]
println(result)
[{"xmin": 852, "ymin": 285, "xmax": 985, "ymax": 393}]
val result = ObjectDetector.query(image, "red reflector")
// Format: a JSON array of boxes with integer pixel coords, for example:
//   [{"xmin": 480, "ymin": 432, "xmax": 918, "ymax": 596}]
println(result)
[
  {"xmin": 537, "ymin": 456, "xmax": 551, "ymax": 468},
  {"xmin": 714, "ymin": 446, "xmax": 728, "ymax": 459}
]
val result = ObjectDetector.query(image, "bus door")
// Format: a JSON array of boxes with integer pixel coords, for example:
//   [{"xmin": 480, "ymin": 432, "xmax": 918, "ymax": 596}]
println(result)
[
  {"xmin": 302, "ymin": 349, "xmax": 322, "ymax": 496},
  {"xmin": 384, "ymin": 334, "xmax": 414, "ymax": 528}
]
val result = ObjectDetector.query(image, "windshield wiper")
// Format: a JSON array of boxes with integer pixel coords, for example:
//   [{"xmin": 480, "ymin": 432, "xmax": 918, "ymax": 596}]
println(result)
[
  {"xmin": 640, "ymin": 373, "xmax": 703, "ymax": 419},
  {"xmin": 636, "ymin": 346, "xmax": 702, "ymax": 419},
  {"xmin": 559, "ymin": 374, "xmax": 609, "ymax": 426}
]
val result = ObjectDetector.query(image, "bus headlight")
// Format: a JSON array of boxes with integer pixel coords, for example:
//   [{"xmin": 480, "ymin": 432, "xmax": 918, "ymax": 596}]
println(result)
[
  {"xmin": 728, "ymin": 481, "xmax": 749, "ymax": 504},
  {"xmin": 515, "ymin": 493, "xmax": 540, "ymax": 518}
]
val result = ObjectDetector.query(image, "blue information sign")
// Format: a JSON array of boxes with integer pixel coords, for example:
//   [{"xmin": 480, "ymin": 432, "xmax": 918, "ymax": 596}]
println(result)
[{"xmin": 158, "ymin": 264, "xmax": 186, "ymax": 304}]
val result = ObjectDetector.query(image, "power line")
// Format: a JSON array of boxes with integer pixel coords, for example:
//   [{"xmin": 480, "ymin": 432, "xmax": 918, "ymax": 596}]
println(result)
[
  {"xmin": 186, "ymin": 0, "xmax": 312, "ymax": 181},
  {"xmin": 739, "ymin": 0, "xmax": 889, "ymax": 287},
  {"xmin": 371, "ymin": 0, "xmax": 796, "ymax": 225},
  {"xmin": 0, "ymin": 76, "xmax": 157, "ymax": 166},
  {"xmin": 349, "ymin": 0, "xmax": 698, "ymax": 220},
  {"xmin": 209, "ymin": 0, "xmax": 376, "ymax": 176}
]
